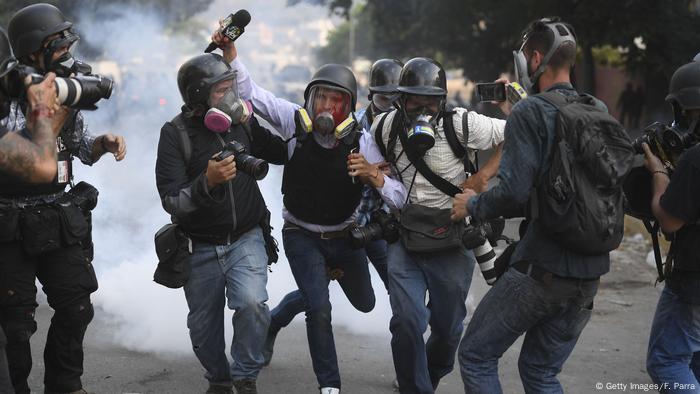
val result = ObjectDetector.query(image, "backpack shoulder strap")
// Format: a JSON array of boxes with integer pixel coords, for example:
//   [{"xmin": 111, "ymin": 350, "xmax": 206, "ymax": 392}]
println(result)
[
  {"xmin": 397, "ymin": 123, "xmax": 462, "ymax": 197},
  {"xmin": 170, "ymin": 114, "xmax": 192, "ymax": 166},
  {"xmin": 385, "ymin": 112, "xmax": 403, "ymax": 163},
  {"xmin": 536, "ymin": 91, "xmax": 571, "ymax": 109},
  {"xmin": 443, "ymin": 110, "xmax": 466, "ymax": 160},
  {"xmin": 374, "ymin": 112, "xmax": 389, "ymax": 158},
  {"xmin": 443, "ymin": 110, "xmax": 477, "ymax": 173}
]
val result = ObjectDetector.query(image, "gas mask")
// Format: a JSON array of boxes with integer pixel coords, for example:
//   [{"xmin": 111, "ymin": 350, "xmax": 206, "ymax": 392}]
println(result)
[
  {"xmin": 406, "ymin": 113, "xmax": 437, "ymax": 157},
  {"xmin": 43, "ymin": 30, "xmax": 87, "ymax": 77},
  {"xmin": 306, "ymin": 84, "xmax": 352, "ymax": 136},
  {"xmin": 204, "ymin": 86, "xmax": 252, "ymax": 133},
  {"xmin": 512, "ymin": 50, "xmax": 534, "ymax": 94},
  {"xmin": 513, "ymin": 18, "xmax": 576, "ymax": 94},
  {"xmin": 401, "ymin": 95, "xmax": 442, "ymax": 157}
]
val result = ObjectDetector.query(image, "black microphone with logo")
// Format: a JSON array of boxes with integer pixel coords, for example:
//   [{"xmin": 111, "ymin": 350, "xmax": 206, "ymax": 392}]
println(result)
[{"xmin": 205, "ymin": 9, "xmax": 251, "ymax": 53}]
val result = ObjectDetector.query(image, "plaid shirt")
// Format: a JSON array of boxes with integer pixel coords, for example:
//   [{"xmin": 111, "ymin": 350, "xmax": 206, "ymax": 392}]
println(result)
[
  {"xmin": 3, "ymin": 100, "xmax": 97, "ymax": 166},
  {"xmin": 355, "ymin": 106, "xmax": 388, "ymax": 226}
]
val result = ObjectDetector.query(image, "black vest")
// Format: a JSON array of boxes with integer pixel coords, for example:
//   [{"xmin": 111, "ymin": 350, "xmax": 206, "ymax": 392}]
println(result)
[{"xmin": 282, "ymin": 130, "xmax": 363, "ymax": 225}]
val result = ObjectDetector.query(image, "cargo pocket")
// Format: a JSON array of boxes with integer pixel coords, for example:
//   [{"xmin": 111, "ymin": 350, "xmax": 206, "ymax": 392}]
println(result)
[
  {"xmin": 0, "ymin": 207, "xmax": 20, "ymax": 242},
  {"xmin": 20, "ymin": 207, "xmax": 62, "ymax": 255},
  {"xmin": 56, "ymin": 202, "xmax": 89, "ymax": 246}
]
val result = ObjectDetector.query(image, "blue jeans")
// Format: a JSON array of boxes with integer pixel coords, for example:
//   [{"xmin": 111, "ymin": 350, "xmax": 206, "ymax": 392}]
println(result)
[
  {"xmin": 387, "ymin": 242, "xmax": 475, "ymax": 394},
  {"xmin": 459, "ymin": 268, "xmax": 598, "ymax": 394},
  {"xmin": 647, "ymin": 286, "xmax": 700, "ymax": 393},
  {"xmin": 282, "ymin": 227, "xmax": 375, "ymax": 389},
  {"xmin": 183, "ymin": 226, "xmax": 270, "ymax": 384},
  {"xmin": 270, "ymin": 238, "xmax": 388, "ymax": 331}
]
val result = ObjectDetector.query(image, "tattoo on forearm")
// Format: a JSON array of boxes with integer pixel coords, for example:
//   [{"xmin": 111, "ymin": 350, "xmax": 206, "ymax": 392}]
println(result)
[{"xmin": 0, "ymin": 123, "xmax": 56, "ymax": 181}]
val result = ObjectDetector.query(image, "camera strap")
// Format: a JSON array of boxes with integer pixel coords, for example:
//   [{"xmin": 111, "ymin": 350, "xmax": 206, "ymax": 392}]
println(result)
[
  {"xmin": 643, "ymin": 219, "xmax": 666, "ymax": 283},
  {"xmin": 397, "ymin": 122, "xmax": 462, "ymax": 198},
  {"xmin": 171, "ymin": 115, "xmax": 193, "ymax": 166}
]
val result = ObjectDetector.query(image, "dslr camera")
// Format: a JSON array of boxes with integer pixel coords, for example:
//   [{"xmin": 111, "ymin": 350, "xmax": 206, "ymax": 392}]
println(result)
[
  {"xmin": 0, "ymin": 63, "xmax": 113, "ymax": 110},
  {"xmin": 632, "ymin": 121, "xmax": 698, "ymax": 169},
  {"xmin": 349, "ymin": 210, "xmax": 400, "ymax": 249},
  {"xmin": 215, "ymin": 140, "xmax": 269, "ymax": 180}
]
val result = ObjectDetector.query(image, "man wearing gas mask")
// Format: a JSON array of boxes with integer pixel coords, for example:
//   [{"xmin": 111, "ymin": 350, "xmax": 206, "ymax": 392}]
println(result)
[
  {"xmin": 0, "ymin": 26, "xmax": 68, "ymax": 183},
  {"xmin": 214, "ymin": 34, "xmax": 406, "ymax": 393},
  {"xmin": 352, "ymin": 56, "xmax": 506, "ymax": 394},
  {"xmin": 644, "ymin": 61, "xmax": 700, "ymax": 393},
  {"xmin": 260, "ymin": 59, "xmax": 403, "ymax": 369},
  {"xmin": 0, "ymin": 4, "xmax": 127, "ymax": 394},
  {"xmin": 453, "ymin": 18, "xmax": 615, "ymax": 393},
  {"xmin": 156, "ymin": 50, "xmax": 287, "ymax": 394},
  {"xmin": 0, "ymin": 26, "xmax": 72, "ymax": 394}
]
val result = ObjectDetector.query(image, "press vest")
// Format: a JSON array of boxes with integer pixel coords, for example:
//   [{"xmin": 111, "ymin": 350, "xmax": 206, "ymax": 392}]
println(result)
[{"xmin": 281, "ymin": 128, "xmax": 363, "ymax": 225}]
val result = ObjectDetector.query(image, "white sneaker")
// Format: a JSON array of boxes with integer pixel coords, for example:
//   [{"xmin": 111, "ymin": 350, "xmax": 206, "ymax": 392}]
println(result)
[{"xmin": 319, "ymin": 388, "xmax": 340, "ymax": 394}]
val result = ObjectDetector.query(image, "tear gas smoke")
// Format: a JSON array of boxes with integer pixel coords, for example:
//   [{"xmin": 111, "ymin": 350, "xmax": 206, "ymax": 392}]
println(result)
[{"xmin": 69, "ymin": 0, "xmax": 396, "ymax": 357}]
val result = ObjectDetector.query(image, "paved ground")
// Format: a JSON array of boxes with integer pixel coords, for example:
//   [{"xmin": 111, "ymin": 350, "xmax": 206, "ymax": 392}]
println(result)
[{"xmin": 22, "ymin": 233, "xmax": 663, "ymax": 394}]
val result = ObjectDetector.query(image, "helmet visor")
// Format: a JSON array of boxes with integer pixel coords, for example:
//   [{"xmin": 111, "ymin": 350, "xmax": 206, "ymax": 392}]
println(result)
[
  {"xmin": 45, "ymin": 29, "xmax": 79, "ymax": 55},
  {"xmin": 372, "ymin": 93, "xmax": 399, "ymax": 113},
  {"xmin": 403, "ymin": 94, "xmax": 441, "ymax": 119},
  {"xmin": 306, "ymin": 84, "xmax": 352, "ymax": 125}
]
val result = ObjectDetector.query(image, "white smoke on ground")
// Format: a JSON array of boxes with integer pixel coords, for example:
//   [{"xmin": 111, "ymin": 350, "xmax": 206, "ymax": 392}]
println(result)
[{"xmin": 69, "ymin": 0, "xmax": 398, "ymax": 357}]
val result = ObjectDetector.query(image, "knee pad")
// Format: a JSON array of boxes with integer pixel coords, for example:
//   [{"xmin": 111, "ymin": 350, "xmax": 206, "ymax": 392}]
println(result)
[{"xmin": 1, "ymin": 307, "xmax": 37, "ymax": 343}]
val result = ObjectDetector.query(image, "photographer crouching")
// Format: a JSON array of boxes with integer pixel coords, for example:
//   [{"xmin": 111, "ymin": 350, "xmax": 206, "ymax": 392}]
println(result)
[
  {"xmin": 643, "ymin": 61, "xmax": 700, "ymax": 393},
  {"xmin": 0, "ymin": 4, "xmax": 122, "ymax": 394}
]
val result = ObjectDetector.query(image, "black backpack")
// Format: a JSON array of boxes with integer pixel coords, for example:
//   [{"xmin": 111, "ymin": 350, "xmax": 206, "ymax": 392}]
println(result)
[{"xmin": 530, "ymin": 91, "xmax": 634, "ymax": 255}]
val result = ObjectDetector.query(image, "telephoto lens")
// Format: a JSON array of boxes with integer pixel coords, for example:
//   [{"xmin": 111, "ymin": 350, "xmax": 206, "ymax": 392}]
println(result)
[{"xmin": 474, "ymin": 239, "xmax": 498, "ymax": 285}]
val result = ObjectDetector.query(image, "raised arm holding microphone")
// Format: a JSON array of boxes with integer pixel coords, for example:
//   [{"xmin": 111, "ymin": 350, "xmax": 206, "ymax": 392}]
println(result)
[{"xmin": 211, "ymin": 19, "xmax": 407, "ymax": 394}]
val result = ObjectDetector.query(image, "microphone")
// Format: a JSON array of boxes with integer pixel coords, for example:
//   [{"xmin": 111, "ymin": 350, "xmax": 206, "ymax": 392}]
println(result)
[{"xmin": 205, "ymin": 10, "xmax": 251, "ymax": 53}]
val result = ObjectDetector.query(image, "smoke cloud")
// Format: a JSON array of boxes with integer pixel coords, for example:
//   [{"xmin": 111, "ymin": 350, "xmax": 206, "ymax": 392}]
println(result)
[{"xmin": 70, "ymin": 0, "xmax": 395, "ymax": 357}]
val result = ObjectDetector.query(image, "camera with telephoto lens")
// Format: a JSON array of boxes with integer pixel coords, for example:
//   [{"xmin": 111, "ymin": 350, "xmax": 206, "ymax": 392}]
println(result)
[
  {"xmin": 0, "ymin": 64, "xmax": 113, "ymax": 110},
  {"xmin": 215, "ymin": 140, "xmax": 269, "ymax": 181},
  {"xmin": 349, "ymin": 210, "xmax": 400, "ymax": 249},
  {"xmin": 462, "ymin": 218, "xmax": 507, "ymax": 285},
  {"xmin": 632, "ymin": 121, "xmax": 698, "ymax": 168}
]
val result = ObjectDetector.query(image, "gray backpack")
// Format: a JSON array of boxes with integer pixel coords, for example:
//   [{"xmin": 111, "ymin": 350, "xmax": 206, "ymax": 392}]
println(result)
[{"xmin": 530, "ymin": 92, "xmax": 634, "ymax": 255}]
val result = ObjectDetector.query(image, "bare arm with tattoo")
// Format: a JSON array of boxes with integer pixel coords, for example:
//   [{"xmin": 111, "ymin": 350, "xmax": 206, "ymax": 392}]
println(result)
[{"xmin": 0, "ymin": 73, "xmax": 68, "ymax": 183}]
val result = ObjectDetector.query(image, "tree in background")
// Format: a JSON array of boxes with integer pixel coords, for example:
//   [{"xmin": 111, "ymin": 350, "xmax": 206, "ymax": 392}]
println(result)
[{"xmin": 313, "ymin": 0, "xmax": 700, "ymax": 117}]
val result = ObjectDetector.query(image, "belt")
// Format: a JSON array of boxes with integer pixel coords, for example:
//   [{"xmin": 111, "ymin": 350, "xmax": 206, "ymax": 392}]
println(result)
[
  {"xmin": 189, "ymin": 231, "xmax": 241, "ymax": 246},
  {"xmin": 512, "ymin": 261, "xmax": 599, "ymax": 286},
  {"xmin": 283, "ymin": 221, "xmax": 351, "ymax": 240},
  {"xmin": 0, "ymin": 191, "xmax": 66, "ymax": 208}
]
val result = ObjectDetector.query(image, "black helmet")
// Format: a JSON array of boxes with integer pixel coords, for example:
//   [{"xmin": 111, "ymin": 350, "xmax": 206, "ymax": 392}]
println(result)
[
  {"xmin": 369, "ymin": 59, "xmax": 403, "ymax": 95},
  {"xmin": 8, "ymin": 3, "xmax": 73, "ymax": 60},
  {"xmin": 397, "ymin": 57, "xmax": 447, "ymax": 96},
  {"xmin": 177, "ymin": 53, "xmax": 236, "ymax": 109},
  {"xmin": 304, "ymin": 64, "xmax": 357, "ymax": 108},
  {"xmin": 666, "ymin": 61, "xmax": 700, "ymax": 112},
  {"xmin": 0, "ymin": 28, "xmax": 17, "ymax": 79}
]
